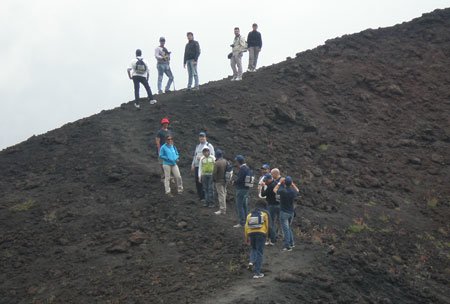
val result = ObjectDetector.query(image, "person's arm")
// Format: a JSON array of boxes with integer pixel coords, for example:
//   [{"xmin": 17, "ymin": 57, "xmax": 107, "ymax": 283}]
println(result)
[
  {"xmin": 155, "ymin": 47, "xmax": 163, "ymax": 60},
  {"xmin": 155, "ymin": 136, "xmax": 161, "ymax": 153},
  {"xmin": 127, "ymin": 68, "xmax": 132, "ymax": 79},
  {"xmin": 258, "ymin": 32, "xmax": 262, "ymax": 48},
  {"xmin": 194, "ymin": 41, "xmax": 200, "ymax": 62},
  {"xmin": 183, "ymin": 44, "xmax": 188, "ymax": 67},
  {"xmin": 273, "ymin": 178, "xmax": 285, "ymax": 193},
  {"xmin": 198, "ymin": 156, "xmax": 203, "ymax": 179},
  {"xmin": 159, "ymin": 145, "xmax": 167, "ymax": 161}
]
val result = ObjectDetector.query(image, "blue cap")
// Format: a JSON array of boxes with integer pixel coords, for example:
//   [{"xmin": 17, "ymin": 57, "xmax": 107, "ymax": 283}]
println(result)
[
  {"xmin": 199, "ymin": 131, "xmax": 206, "ymax": 137},
  {"xmin": 235, "ymin": 155, "xmax": 245, "ymax": 163},
  {"xmin": 285, "ymin": 176, "xmax": 293, "ymax": 186},
  {"xmin": 263, "ymin": 173, "xmax": 273, "ymax": 181},
  {"xmin": 216, "ymin": 149, "xmax": 223, "ymax": 158},
  {"xmin": 261, "ymin": 163, "xmax": 270, "ymax": 170}
]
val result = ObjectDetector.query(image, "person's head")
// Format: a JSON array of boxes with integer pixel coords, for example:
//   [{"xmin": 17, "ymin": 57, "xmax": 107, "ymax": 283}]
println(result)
[
  {"xmin": 135, "ymin": 49, "xmax": 142, "ymax": 57},
  {"xmin": 255, "ymin": 200, "xmax": 267, "ymax": 210},
  {"xmin": 235, "ymin": 155, "xmax": 245, "ymax": 166},
  {"xmin": 260, "ymin": 163, "xmax": 270, "ymax": 174},
  {"xmin": 198, "ymin": 131, "xmax": 207, "ymax": 143},
  {"xmin": 166, "ymin": 135, "xmax": 174, "ymax": 145},
  {"xmin": 234, "ymin": 27, "xmax": 240, "ymax": 36},
  {"xmin": 263, "ymin": 173, "xmax": 273, "ymax": 184},
  {"xmin": 202, "ymin": 147, "xmax": 210, "ymax": 157},
  {"xmin": 285, "ymin": 176, "xmax": 293, "ymax": 187},
  {"xmin": 252, "ymin": 23, "xmax": 258, "ymax": 31},
  {"xmin": 159, "ymin": 37, "xmax": 166, "ymax": 46},
  {"xmin": 216, "ymin": 149, "xmax": 223, "ymax": 159},
  {"xmin": 160, "ymin": 117, "xmax": 170, "ymax": 128},
  {"xmin": 271, "ymin": 168, "xmax": 280, "ymax": 179},
  {"xmin": 187, "ymin": 32, "xmax": 194, "ymax": 41}
]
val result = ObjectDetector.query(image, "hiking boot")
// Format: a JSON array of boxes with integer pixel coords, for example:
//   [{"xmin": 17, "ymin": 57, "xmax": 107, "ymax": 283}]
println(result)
[
  {"xmin": 158, "ymin": 90, "xmax": 163, "ymax": 94},
  {"xmin": 269, "ymin": 241, "xmax": 275, "ymax": 246},
  {"xmin": 253, "ymin": 273, "xmax": 264, "ymax": 279},
  {"xmin": 233, "ymin": 224, "xmax": 242, "ymax": 228},
  {"xmin": 282, "ymin": 247, "xmax": 292, "ymax": 252},
  {"xmin": 134, "ymin": 103, "xmax": 140, "ymax": 108},
  {"xmin": 214, "ymin": 210, "xmax": 225, "ymax": 215},
  {"xmin": 192, "ymin": 87, "xmax": 199, "ymax": 91},
  {"xmin": 165, "ymin": 89, "xmax": 171, "ymax": 93},
  {"xmin": 235, "ymin": 76, "xmax": 242, "ymax": 81},
  {"xmin": 149, "ymin": 99, "xmax": 158, "ymax": 105},
  {"xmin": 231, "ymin": 76, "xmax": 237, "ymax": 81}
]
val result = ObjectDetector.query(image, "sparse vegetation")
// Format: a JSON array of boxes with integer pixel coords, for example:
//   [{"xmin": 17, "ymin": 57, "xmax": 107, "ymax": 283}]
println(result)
[{"xmin": 9, "ymin": 199, "xmax": 35, "ymax": 212}]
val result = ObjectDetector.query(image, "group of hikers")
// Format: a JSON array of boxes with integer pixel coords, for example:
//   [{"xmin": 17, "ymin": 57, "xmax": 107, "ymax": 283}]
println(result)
[
  {"xmin": 127, "ymin": 24, "xmax": 263, "ymax": 108},
  {"xmin": 155, "ymin": 118, "xmax": 299, "ymax": 279}
]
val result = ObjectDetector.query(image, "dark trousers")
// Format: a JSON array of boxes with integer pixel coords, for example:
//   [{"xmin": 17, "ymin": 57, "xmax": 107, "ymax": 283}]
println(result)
[
  {"xmin": 194, "ymin": 167, "xmax": 204, "ymax": 200},
  {"xmin": 250, "ymin": 233, "xmax": 265, "ymax": 275},
  {"xmin": 268, "ymin": 204, "xmax": 280, "ymax": 243},
  {"xmin": 132, "ymin": 76, "xmax": 154, "ymax": 101}
]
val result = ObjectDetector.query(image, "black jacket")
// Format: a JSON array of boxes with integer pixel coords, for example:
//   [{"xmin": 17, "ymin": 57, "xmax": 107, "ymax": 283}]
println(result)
[
  {"xmin": 247, "ymin": 30, "xmax": 262, "ymax": 48},
  {"xmin": 184, "ymin": 40, "xmax": 201, "ymax": 64},
  {"xmin": 261, "ymin": 180, "xmax": 278, "ymax": 205}
]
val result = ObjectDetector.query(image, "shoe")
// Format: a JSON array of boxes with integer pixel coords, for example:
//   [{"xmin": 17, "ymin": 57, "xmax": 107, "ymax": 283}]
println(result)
[
  {"xmin": 192, "ymin": 87, "xmax": 199, "ymax": 91},
  {"xmin": 247, "ymin": 262, "xmax": 253, "ymax": 269},
  {"xmin": 265, "ymin": 241, "xmax": 270, "ymax": 246},
  {"xmin": 291, "ymin": 244, "xmax": 295, "ymax": 248},
  {"xmin": 214, "ymin": 210, "xmax": 225, "ymax": 215},
  {"xmin": 282, "ymin": 247, "xmax": 292, "ymax": 252},
  {"xmin": 269, "ymin": 241, "xmax": 275, "ymax": 246},
  {"xmin": 158, "ymin": 90, "xmax": 163, "ymax": 94},
  {"xmin": 231, "ymin": 76, "xmax": 237, "ymax": 81},
  {"xmin": 233, "ymin": 224, "xmax": 242, "ymax": 228},
  {"xmin": 235, "ymin": 76, "xmax": 242, "ymax": 81},
  {"xmin": 177, "ymin": 190, "xmax": 183, "ymax": 194},
  {"xmin": 166, "ymin": 192, "xmax": 173, "ymax": 197},
  {"xmin": 149, "ymin": 99, "xmax": 157, "ymax": 105},
  {"xmin": 253, "ymin": 273, "xmax": 264, "ymax": 279},
  {"xmin": 165, "ymin": 89, "xmax": 171, "ymax": 93},
  {"xmin": 134, "ymin": 103, "xmax": 140, "ymax": 108}
]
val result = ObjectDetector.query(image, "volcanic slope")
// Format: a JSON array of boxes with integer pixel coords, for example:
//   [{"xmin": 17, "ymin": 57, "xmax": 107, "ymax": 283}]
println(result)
[{"xmin": 1, "ymin": 8, "xmax": 449, "ymax": 304}]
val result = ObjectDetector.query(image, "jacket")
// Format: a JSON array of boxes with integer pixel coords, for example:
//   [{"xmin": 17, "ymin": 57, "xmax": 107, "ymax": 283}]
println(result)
[
  {"xmin": 184, "ymin": 40, "xmax": 201, "ymax": 64},
  {"xmin": 244, "ymin": 208, "xmax": 269, "ymax": 240},
  {"xmin": 247, "ymin": 30, "xmax": 262, "ymax": 48},
  {"xmin": 159, "ymin": 143, "xmax": 179, "ymax": 166},
  {"xmin": 198, "ymin": 155, "xmax": 216, "ymax": 177},
  {"xmin": 232, "ymin": 35, "xmax": 247, "ymax": 54},
  {"xmin": 191, "ymin": 142, "xmax": 215, "ymax": 167},
  {"xmin": 261, "ymin": 180, "xmax": 278, "ymax": 205},
  {"xmin": 278, "ymin": 186, "xmax": 298, "ymax": 213},
  {"xmin": 213, "ymin": 158, "xmax": 227, "ymax": 183},
  {"xmin": 234, "ymin": 164, "xmax": 250, "ymax": 189}
]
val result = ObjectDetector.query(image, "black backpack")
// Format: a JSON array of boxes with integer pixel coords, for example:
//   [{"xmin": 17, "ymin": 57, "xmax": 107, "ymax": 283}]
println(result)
[
  {"xmin": 135, "ymin": 58, "xmax": 147, "ymax": 74},
  {"xmin": 248, "ymin": 209, "xmax": 264, "ymax": 229}
]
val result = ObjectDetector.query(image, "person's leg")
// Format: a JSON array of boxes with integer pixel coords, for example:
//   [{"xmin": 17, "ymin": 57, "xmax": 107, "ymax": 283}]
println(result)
[
  {"xmin": 249, "ymin": 234, "xmax": 256, "ymax": 265},
  {"xmin": 267, "ymin": 205, "xmax": 276, "ymax": 243},
  {"xmin": 230, "ymin": 55, "xmax": 237, "ymax": 77},
  {"xmin": 132, "ymin": 77, "xmax": 140, "ymax": 101},
  {"xmin": 216, "ymin": 183, "xmax": 226, "ymax": 212},
  {"xmin": 254, "ymin": 234, "xmax": 265, "ymax": 276},
  {"xmin": 205, "ymin": 176, "xmax": 214, "ymax": 205},
  {"xmin": 140, "ymin": 77, "xmax": 154, "ymax": 100},
  {"xmin": 243, "ymin": 189, "xmax": 249, "ymax": 220},
  {"xmin": 191, "ymin": 62, "xmax": 199, "ymax": 88},
  {"xmin": 273, "ymin": 205, "xmax": 280, "ymax": 241},
  {"xmin": 280, "ymin": 211, "xmax": 291, "ymax": 249},
  {"xmin": 235, "ymin": 189, "xmax": 243, "ymax": 225},
  {"xmin": 164, "ymin": 65, "xmax": 174, "ymax": 91},
  {"xmin": 288, "ymin": 212, "xmax": 294, "ymax": 247},
  {"xmin": 187, "ymin": 60, "xmax": 193, "ymax": 89},
  {"xmin": 253, "ymin": 47, "xmax": 261, "ymax": 69},
  {"xmin": 236, "ymin": 53, "xmax": 243, "ymax": 77},
  {"xmin": 157, "ymin": 64, "xmax": 164, "ymax": 93},
  {"xmin": 171, "ymin": 164, "xmax": 183, "ymax": 193},
  {"xmin": 194, "ymin": 167, "xmax": 204, "ymax": 200},
  {"xmin": 248, "ymin": 47, "xmax": 255, "ymax": 70},
  {"xmin": 162, "ymin": 165, "xmax": 172, "ymax": 194}
]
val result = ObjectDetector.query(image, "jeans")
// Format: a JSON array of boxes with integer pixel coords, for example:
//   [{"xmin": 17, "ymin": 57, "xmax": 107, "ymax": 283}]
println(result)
[
  {"xmin": 230, "ymin": 52, "xmax": 243, "ymax": 77},
  {"xmin": 235, "ymin": 188, "xmax": 249, "ymax": 225},
  {"xmin": 248, "ymin": 47, "xmax": 261, "ymax": 70},
  {"xmin": 162, "ymin": 164, "xmax": 183, "ymax": 194},
  {"xmin": 280, "ymin": 210, "xmax": 294, "ymax": 249},
  {"xmin": 132, "ymin": 76, "xmax": 154, "ymax": 101},
  {"xmin": 186, "ymin": 59, "xmax": 199, "ymax": 89},
  {"xmin": 201, "ymin": 175, "xmax": 214, "ymax": 205},
  {"xmin": 194, "ymin": 167, "xmax": 204, "ymax": 200},
  {"xmin": 157, "ymin": 63, "xmax": 174, "ymax": 92},
  {"xmin": 215, "ymin": 182, "xmax": 227, "ymax": 212},
  {"xmin": 250, "ymin": 233, "xmax": 265, "ymax": 275},
  {"xmin": 268, "ymin": 204, "xmax": 280, "ymax": 243}
]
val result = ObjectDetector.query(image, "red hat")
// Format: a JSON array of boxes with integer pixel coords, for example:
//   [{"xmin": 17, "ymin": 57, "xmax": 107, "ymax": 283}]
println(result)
[{"xmin": 160, "ymin": 117, "xmax": 170, "ymax": 124}]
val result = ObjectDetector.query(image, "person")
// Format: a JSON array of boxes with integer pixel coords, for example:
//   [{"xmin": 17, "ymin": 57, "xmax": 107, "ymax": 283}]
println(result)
[
  {"xmin": 258, "ymin": 163, "xmax": 271, "ymax": 199},
  {"xmin": 159, "ymin": 135, "xmax": 183, "ymax": 196},
  {"xmin": 198, "ymin": 147, "xmax": 216, "ymax": 207},
  {"xmin": 247, "ymin": 23, "xmax": 262, "ymax": 72},
  {"xmin": 233, "ymin": 155, "xmax": 251, "ymax": 228},
  {"xmin": 273, "ymin": 176, "xmax": 299, "ymax": 251},
  {"xmin": 230, "ymin": 27, "xmax": 247, "ymax": 81},
  {"xmin": 260, "ymin": 173, "xmax": 279, "ymax": 245},
  {"xmin": 127, "ymin": 49, "xmax": 157, "ymax": 108},
  {"xmin": 213, "ymin": 149, "xmax": 228, "ymax": 215},
  {"xmin": 183, "ymin": 32, "xmax": 201, "ymax": 90},
  {"xmin": 245, "ymin": 200, "xmax": 269, "ymax": 279},
  {"xmin": 154, "ymin": 37, "xmax": 174, "ymax": 94},
  {"xmin": 191, "ymin": 132, "xmax": 215, "ymax": 202},
  {"xmin": 155, "ymin": 117, "xmax": 172, "ymax": 181}
]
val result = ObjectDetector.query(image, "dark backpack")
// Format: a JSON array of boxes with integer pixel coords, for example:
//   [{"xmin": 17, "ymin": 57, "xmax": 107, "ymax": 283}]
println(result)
[
  {"xmin": 224, "ymin": 160, "xmax": 233, "ymax": 183},
  {"xmin": 135, "ymin": 58, "xmax": 147, "ymax": 74},
  {"xmin": 247, "ymin": 209, "xmax": 264, "ymax": 229}
]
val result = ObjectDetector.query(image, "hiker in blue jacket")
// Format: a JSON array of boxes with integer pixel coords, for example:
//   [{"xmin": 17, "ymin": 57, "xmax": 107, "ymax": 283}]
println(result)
[
  {"xmin": 159, "ymin": 135, "xmax": 183, "ymax": 196},
  {"xmin": 233, "ymin": 155, "xmax": 251, "ymax": 228}
]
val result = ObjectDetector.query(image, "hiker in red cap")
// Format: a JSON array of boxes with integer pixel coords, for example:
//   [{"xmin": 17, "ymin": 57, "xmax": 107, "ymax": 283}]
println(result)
[{"xmin": 155, "ymin": 117, "xmax": 172, "ymax": 181}]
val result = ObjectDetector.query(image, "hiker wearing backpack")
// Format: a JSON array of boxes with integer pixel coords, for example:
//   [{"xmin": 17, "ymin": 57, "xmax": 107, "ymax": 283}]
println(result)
[
  {"xmin": 245, "ymin": 200, "xmax": 269, "ymax": 279},
  {"xmin": 198, "ymin": 147, "xmax": 216, "ymax": 208},
  {"xmin": 247, "ymin": 23, "xmax": 262, "ymax": 72},
  {"xmin": 212, "ymin": 149, "xmax": 231, "ymax": 215},
  {"xmin": 159, "ymin": 135, "xmax": 183, "ymax": 196},
  {"xmin": 183, "ymin": 32, "xmax": 201, "ymax": 90},
  {"xmin": 127, "ymin": 49, "xmax": 157, "ymax": 108},
  {"xmin": 154, "ymin": 37, "xmax": 174, "ymax": 94},
  {"xmin": 273, "ymin": 176, "xmax": 299, "ymax": 251},
  {"xmin": 230, "ymin": 27, "xmax": 247, "ymax": 81},
  {"xmin": 233, "ymin": 155, "xmax": 254, "ymax": 228},
  {"xmin": 191, "ymin": 132, "xmax": 215, "ymax": 202},
  {"xmin": 155, "ymin": 117, "xmax": 173, "ymax": 181},
  {"xmin": 260, "ymin": 173, "xmax": 279, "ymax": 245}
]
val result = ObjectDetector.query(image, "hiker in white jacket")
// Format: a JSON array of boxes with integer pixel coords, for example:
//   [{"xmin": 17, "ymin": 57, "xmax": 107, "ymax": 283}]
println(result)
[
  {"xmin": 230, "ymin": 27, "xmax": 247, "ymax": 81},
  {"xmin": 191, "ymin": 132, "xmax": 215, "ymax": 202}
]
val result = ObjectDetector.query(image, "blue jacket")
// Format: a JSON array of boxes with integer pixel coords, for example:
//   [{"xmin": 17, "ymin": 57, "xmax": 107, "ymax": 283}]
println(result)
[
  {"xmin": 235, "ymin": 164, "xmax": 250, "ymax": 189},
  {"xmin": 278, "ymin": 187, "xmax": 298, "ymax": 213},
  {"xmin": 159, "ymin": 143, "xmax": 179, "ymax": 165}
]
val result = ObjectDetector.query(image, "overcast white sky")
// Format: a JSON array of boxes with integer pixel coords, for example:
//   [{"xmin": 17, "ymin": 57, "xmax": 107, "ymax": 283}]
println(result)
[{"xmin": 1, "ymin": 0, "xmax": 449, "ymax": 150}]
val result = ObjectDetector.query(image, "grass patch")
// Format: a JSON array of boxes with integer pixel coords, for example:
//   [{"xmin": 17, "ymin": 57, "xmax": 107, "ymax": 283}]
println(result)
[
  {"xmin": 427, "ymin": 197, "xmax": 438, "ymax": 208},
  {"xmin": 347, "ymin": 218, "xmax": 369, "ymax": 234},
  {"xmin": 318, "ymin": 144, "xmax": 329, "ymax": 152},
  {"xmin": 9, "ymin": 199, "xmax": 35, "ymax": 212}
]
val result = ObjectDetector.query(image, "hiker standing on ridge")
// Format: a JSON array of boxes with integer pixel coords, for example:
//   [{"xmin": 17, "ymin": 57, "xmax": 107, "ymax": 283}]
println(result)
[
  {"xmin": 183, "ymin": 32, "xmax": 201, "ymax": 90},
  {"xmin": 191, "ymin": 132, "xmax": 215, "ymax": 203},
  {"xmin": 159, "ymin": 135, "xmax": 183, "ymax": 196},
  {"xmin": 198, "ymin": 147, "xmax": 216, "ymax": 208},
  {"xmin": 155, "ymin": 117, "xmax": 172, "ymax": 181},
  {"xmin": 230, "ymin": 27, "xmax": 247, "ymax": 81},
  {"xmin": 155, "ymin": 37, "xmax": 174, "ymax": 94},
  {"xmin": 213, "ymin": 149, "xmax": 229, "ymax": 215},
  {"xmin": 247, "ymin": 23, "xmax": 262, "ymax": 72},
  {"xmin": 127, "ymin": 49, "xmax": 157, "ymax": 108}
]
